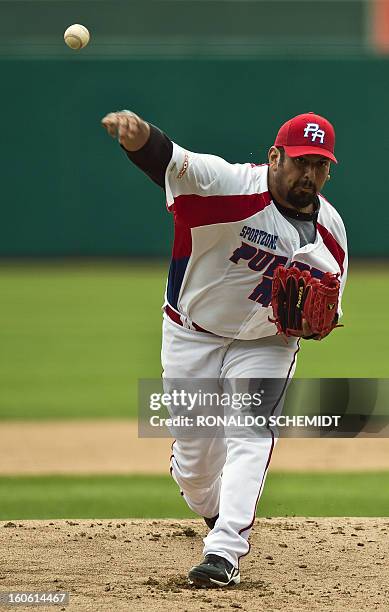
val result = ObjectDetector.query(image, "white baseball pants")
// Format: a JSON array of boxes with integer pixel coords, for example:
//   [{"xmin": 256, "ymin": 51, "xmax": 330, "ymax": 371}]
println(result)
[{"xmin": 161, "ymin": 316, "xmax": 299, "ymax": 569}]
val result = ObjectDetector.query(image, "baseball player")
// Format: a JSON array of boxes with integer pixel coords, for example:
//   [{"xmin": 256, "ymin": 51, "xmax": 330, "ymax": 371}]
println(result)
[{"xmin": 102, "ymin": 110, "xmax": 348, "ymax": 588}]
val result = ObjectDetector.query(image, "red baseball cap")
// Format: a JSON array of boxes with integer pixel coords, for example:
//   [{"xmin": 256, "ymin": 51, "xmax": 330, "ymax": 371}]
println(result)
[{"xmin": 274, "ymin": 112, "xmax": 337, "ymax": 163}]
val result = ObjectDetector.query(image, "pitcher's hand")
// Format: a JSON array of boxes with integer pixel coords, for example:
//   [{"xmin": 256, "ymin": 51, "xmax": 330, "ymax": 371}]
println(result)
[{"xmin": 101, "ymin": 110, "xmax": 150, "ymax": 152}]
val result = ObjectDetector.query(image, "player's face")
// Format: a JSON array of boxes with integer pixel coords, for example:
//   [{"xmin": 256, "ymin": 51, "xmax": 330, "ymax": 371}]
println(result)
[{"xmin": 272, "ymin": 151, "xmax": 330, "ymax": 209}]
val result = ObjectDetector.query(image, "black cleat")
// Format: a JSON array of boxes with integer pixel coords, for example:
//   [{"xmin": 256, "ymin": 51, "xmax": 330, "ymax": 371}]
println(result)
[
  {"xmin": 188, "ymin": 554, "xmax": 240, "ymax": 588},
  {"xmin": 203, "ymin": 514, "xmax": 218, "ymax": 530}
]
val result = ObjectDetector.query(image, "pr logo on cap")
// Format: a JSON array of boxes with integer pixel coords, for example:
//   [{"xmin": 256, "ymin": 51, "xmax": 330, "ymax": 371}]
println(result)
[{"xmin": 303, "ymin": 123, "xmax": 325, "ymax": 144}]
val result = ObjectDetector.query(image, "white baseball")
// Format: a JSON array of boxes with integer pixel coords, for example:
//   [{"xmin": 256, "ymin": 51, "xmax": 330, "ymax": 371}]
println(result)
[{"xmin": 64, "ymin": 24, "xmax": 90, "ymax": 50}]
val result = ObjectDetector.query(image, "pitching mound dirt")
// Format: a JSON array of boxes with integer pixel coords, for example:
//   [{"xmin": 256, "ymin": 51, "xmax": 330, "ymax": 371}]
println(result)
[{"xmin": 0, "ymin": 518, "xmax": 388, "ymax": 611}]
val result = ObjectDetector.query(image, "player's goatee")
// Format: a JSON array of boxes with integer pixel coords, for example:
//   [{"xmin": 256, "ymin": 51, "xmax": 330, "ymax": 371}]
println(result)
[{"xmin": 287, "ymin": 186, "xmax": 317, "ymax": 209}]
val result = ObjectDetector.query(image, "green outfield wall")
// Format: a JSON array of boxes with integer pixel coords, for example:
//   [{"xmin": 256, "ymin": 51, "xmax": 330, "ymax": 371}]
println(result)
[{"xmin": 1, "ymin": 57, "xmax": 387, "ymax": 257}]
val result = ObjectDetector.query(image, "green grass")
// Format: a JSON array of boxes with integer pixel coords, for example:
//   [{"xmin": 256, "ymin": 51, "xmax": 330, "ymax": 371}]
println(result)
[
  {"xmin": 0, "ymin": 472, "xmax": 387, "ymax": 520},
  {"xmin": 0, "ymin": 261, "xmax": 388, "ymax": 419},
  {"xmin": 0, "ymin": 262, "xmax": 165, "ymax": 419}
]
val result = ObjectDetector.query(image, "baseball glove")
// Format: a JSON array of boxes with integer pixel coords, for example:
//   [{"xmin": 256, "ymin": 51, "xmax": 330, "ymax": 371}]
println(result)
[{"xmin": 270, "ymin": 265, "xmax": 341, "ymax": 340}]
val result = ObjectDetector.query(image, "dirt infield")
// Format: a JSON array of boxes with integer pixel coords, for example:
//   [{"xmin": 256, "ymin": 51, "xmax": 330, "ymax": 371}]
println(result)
[
  {"xmin": 1, "ymin": 420, "xmax": 388, "ymax": 475},
  {"xmin": 1, "ymin": 518, "xmax": 388, "ymax": 611}
]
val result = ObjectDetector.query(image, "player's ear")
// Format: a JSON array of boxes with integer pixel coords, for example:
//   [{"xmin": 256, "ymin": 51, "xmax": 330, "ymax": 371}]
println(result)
[{"xmin": 268, "ymin": 146, "xmax": 280, "ymax": 170}]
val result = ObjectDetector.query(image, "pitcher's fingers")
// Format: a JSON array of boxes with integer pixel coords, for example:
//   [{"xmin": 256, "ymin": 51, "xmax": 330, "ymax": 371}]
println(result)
[
  {"xmin": 101, "ymin": 113, "xmax": 119, "ymax": 137},
  {"xmin": 302, "ymin": 318, "xmax": 313, "ymax": 336},
  {"xmin": 118, "ymin": 114, "xmax": 130, "ymax": 139}
]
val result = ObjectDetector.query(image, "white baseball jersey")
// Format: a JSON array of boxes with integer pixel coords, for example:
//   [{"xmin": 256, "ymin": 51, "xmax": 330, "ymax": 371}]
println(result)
[{"xmin": 164, "ymin": 143, "xmax": 348, "ymax": 340}]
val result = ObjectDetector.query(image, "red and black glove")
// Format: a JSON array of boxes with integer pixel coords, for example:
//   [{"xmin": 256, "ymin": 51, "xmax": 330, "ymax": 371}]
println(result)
[{"xmin": 270, "ymin": 265, "xmax": 341, "ymax": 340}]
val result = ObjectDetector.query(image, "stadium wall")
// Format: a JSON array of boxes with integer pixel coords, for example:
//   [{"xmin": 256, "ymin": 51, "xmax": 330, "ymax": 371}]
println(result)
[{"xmin": 1, "ymin": 58, "xmax": 386, "ymax": 257}]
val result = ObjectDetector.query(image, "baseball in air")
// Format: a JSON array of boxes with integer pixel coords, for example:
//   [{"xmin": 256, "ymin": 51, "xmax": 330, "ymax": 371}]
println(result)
[{"xmin": 64, "ymin": 24, "xmax": 90, "ymax": 50}]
